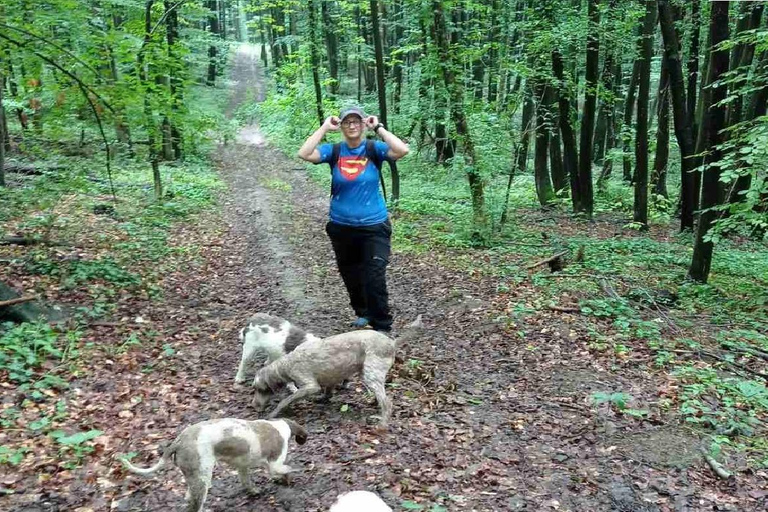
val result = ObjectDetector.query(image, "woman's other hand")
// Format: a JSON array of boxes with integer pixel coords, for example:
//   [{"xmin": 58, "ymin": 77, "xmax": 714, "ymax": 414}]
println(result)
[{"xmin": 324, "ymin": 116, "xmax": 341, "ymax": 131}]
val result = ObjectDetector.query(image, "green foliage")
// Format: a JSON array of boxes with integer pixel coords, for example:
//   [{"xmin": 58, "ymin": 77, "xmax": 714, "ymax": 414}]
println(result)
[
  {"xmin": 0, "ymin": 446, "xmax": 31, "ymax": 467},
  {"xmin": 49, "ymin": 428, "xmax": 103, "ymax": 468},
  {"xmin": 0, "ymin": 322, "xmax": 62, "ymax": 384},
  {"xmin": 675, "ymin": 366, "xmax": 767, "ymax": 438}
]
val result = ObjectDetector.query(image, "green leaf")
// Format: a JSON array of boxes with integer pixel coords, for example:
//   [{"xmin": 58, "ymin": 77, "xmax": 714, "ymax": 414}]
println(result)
[
  {"xmin": 340, "ymin": 404, "xmax": 349, "ymax": 413},
  {"xmin": 54, "ymin": 429, "xmax": 103, "ymax": 446},
  {"xmin": 29, "ymin": 417, "xmax": 51, "ymax": 431},
  {"xmin": 401, "ymin": 501, "xmax": 425, "ymax": 510}
]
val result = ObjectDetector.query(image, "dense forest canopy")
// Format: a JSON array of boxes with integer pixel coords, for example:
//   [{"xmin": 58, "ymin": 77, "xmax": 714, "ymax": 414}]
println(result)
[{"xmin": 2, "ymin": 0, "xmax": 766, "ymax": 282}]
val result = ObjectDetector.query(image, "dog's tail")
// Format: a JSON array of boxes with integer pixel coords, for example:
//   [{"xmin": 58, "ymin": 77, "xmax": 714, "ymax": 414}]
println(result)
[
  {"xmin": 282, "ymin": 419, "xmax": 308, "ymax": 445},
  {"xmin": 121, "ymin": 439, "xmax": 179, "ymax": 476}
]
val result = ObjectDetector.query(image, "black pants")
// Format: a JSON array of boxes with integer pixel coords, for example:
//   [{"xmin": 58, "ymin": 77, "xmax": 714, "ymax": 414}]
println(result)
[{"xmin": 326, "ymin": 220, "xmax": 392, "ymax": 332}]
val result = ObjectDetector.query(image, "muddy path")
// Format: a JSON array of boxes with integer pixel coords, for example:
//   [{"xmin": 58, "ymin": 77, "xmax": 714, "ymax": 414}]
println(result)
[{"xmin": 92, "ymin": 46, "xmax": 755, "ymax": 511}]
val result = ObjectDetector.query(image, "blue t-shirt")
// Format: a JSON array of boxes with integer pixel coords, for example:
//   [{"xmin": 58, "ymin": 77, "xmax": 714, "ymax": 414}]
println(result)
[{"xmin": 318, "ymin": 141, "xmax": 389, "ymax": 226}]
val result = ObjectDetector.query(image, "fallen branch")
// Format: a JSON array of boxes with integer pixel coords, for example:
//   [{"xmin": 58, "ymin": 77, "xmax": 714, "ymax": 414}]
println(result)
[
  {"xmin": 671, "ymin": 350, "xmax": 768, "ymax": 381},
  {"xmin": 0, "ymin": 236, "xmax": 71, "ymax": 247},
  {"xmin": 701, "ymin": 449, "xmax": 733, "ymax": 480},
  {"xmin": 527, "ymin": 251, "xmax": 567, "ymax": 270},
  {"xmin": 548, "ymin": 305, "xmax": 580, "ymax": 313},
  {"xmin": 0, "ymin": 296, "xmax": 36, "ymax": 308}
]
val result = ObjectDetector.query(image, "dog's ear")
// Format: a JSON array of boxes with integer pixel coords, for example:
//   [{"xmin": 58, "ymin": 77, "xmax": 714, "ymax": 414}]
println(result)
[{"xmin": 283, "ymin": 419, "xmax": 308, "ymax": 445}]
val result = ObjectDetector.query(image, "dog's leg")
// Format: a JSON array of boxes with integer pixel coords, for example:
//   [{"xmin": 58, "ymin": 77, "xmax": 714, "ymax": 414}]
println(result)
[
  {"xmin": 267, "ymin": 384, "xmax": 321, "ymax": 418},
  {"xmin": 235, "ymin": 338, "xmax": 255, "ymax": 384},
  {"xmin": 236, "ymin": 465, "xmax": 257, "ymax": 494},
  {"xmin": 363, "ymin": 363, "xmax": 392, "ymax": 427},
  {"xmin": 181, "ymin": 470, "xmax": 210, "ymax": 512}
]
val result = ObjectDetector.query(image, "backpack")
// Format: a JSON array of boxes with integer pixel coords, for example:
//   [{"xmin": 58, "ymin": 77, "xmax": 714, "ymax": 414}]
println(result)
[{"xmin": 329, "ymin": 139, "xmax": 390, "ymax": 203}]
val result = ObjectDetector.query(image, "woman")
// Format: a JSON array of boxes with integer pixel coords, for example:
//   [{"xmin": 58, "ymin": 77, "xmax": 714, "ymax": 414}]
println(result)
[{"xmin": 297, "ymin": 106, "xmax": 409, "ymax": 332}]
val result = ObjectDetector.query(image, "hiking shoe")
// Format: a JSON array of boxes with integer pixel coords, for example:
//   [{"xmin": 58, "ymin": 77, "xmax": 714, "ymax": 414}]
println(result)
[{"xmin": 351, "ymin": 317, "xmax": 370, "ymax": 329}]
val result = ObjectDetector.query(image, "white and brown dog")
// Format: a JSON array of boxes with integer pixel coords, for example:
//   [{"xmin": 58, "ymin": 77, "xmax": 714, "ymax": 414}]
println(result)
[
  {"xmin": 121, "ymin": 418, "xmax": 307, "ymax": 512},
  {"xmin": 235, "ymin": 313, "xmax": 321, "ymax": 384},
  {"xmin": 252, "ymin": 330, "xmax": 396, "ymax": 427}
]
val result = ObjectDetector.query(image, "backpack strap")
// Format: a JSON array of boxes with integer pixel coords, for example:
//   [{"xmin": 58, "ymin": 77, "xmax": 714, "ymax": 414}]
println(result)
[
  {"xmin": 366, "ymin": 139, "xmax": 388, "ymax": 203},
  {"xmin": 329, "ymin": 143, "xmax": 341, "ymax": 172}
]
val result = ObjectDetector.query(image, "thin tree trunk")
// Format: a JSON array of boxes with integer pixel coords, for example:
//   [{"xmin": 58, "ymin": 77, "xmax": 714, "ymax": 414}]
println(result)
[
  {"xmin": 651, "ymin": 58, "xmax": 670, "ymax": 198},
  {"xmin": 593, "ymin": 45, "xmax": 615, "ymax": 165},
  {"xmin": 308, "ymin": 0, "xmax": 324, "ymax": 125},
  {"xmin": 577, "ymin": 0, "xmax": 600, "ymax": 216},
  {"xmin": 391, "ymin": 0, "xmax": 404, "ymax": 113},
  {"xmin": 633, "ymin": 0, "xmax": 656, "ymax": 228},
  {"xmin": 206, "ymin": 0, "xmax": 219, "ymax": 86},
  {"xmin": 433, "ymin": 0, "xmax": 485, "ymax": 226},
  {"xmin": 552, "ymin": 49, "xmax": 579, "ymax": 209},
  {"xmin": 322, "ymin": 1, "xmax": 339, "ymax": 96},
  {"xmin": 534, "ymin": 81, "xmax": 554, "ymax": 206},
  {"xmin": 259, "ymin": 19, "xmax": 268, "ymax": 68},
  {"xmin": 487, "ymin": 0, "xmax": 500, "ymax": 103},
  {"xmin": 727, "ymin": 50, "xmax": 768, "ymax": 204},
  {"xmin": 687, "ymin": 0, "xmax": 701, "ymax": 136},
  {"xmin": 725, "ymin": 4, "xmax": 764, "ymax": 129},
  {"xmin": 548, "ymin": 85, "xmax": 566, "ymax": 193},
  {"xmin": 164, "ymin": 0, "xmax": 182, "ymax": 159},
  {"xmin": 622, "ymin": 57, "xmax": 641, "ymax": 182},
  {"xmin": 689, "ymin": 1, "xmax": 730, "ymax": 283},
  {"xmin": 515, "ymin": 81, "xmax": 535, "ymax": 179},
  {"xmin": 0, "ymin": 73, "xmax": 5, "ymax": 187}
]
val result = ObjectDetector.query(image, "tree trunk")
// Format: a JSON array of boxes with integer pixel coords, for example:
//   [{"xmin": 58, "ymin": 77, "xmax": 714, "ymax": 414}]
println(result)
[
  {"xmin": 658, "ymin": 0, "xmax": 697, "ymax": 230},
  {"xmin": 577, "ymin": 0, "xmax": 600, "ymax": 217},
  {"xmin": 515, "ymin": 81, "xmax": 535, "ymax": 179},
  {"xmin": 593, "ymin": 48, "xmax": 615, "ymax": 165},
  {"xmin": 433, "ymin": 0, "xmax": 485, "ymax": 227},
  {"xmin": 207, "ymin": 0, "xmax": 219, "ymax": 86},
  {"xmin": 552, "ymin": 49, "xmax": 579, "ymax": 209},
  {"xmin": 370, "ymin": 0, "xmax": 387, "ymax": 126},
  {"xmin": 322, "ymin": 1, "xmax": 339, "ymax": 96},
  {"xmin": 622, "ymin": 57, "xmax": 641, "ymax": 182},
  {"xmin": 370, "ymin": 0, "xmax": 399, "ymax": 202},
  {"xmin": 165, "ymin": 0, "xmax": 182, "ymax": 159},
  {"xmin": 687, "ymin": 0, "xmax": 701, "ymax": 136},
  {"xmin": 548, "ymin": 85, "xmax": 566, "ymax": 193},
  {"xmin": 259, "ymin": 19, "xmax": 268, "ymax": 68},
  {"xmin": 534, "ymin": 82, "xmax": 554, "ymax": 206},
  {"xmin": 0, "ymin": 73, "xmax": 4, "ymax": 187},
  {"xmin": 651, "ymin": 58, "xmax": 669, "ymax": 198},
  {"xmin": 725, "ymin": 4, "xmax": 764, "ymax": 129},
  {"xmin": 487, "ymin": 0, "xmax": 500, "ymax": 103},
  {"xmin": 688, "ymin": 2, "xmax": 730, "ymax": 283},
  {"xmin": 391, "ymin": 0, "xmax": 404, "ymax": 113},
  {"xmin": 633, "ymin": 0, "xmax": 655, "ymax": 228},
  {"xmin": 727, "ymin": 50, "xmax": 768, "ymax": 204},
  {"xmin": 308, "ymin": 0, "xmax": 324, "ymax": 125}
]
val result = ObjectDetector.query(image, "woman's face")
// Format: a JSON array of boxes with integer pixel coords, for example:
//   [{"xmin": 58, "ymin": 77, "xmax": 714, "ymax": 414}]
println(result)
[{"xmin": 340, "ymin": 115, "xmax": 363, "ymax": 139}]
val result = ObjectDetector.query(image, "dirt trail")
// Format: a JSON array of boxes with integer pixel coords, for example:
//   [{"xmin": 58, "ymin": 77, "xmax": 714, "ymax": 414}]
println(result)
[{"xmin": 108, "ymin": 46, "xmax": 749, "ymax": 512}]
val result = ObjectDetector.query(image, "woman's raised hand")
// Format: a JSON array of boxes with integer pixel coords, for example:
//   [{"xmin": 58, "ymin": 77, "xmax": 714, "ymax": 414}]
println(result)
[{"xmin": 324, "ymin": 116, "xmax": 341, "ymax": 131}]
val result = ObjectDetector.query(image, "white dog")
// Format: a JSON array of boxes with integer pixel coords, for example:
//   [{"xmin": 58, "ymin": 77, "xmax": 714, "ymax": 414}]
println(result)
[
  {"xmin": 235, "ymin": 313, "xmax": 321, "ymax": 384},
  {"xmin": 330, "ymin": 490, "xmax": 393, "ymax": 511},
  {"xmin": 121, "ymin": 418, "xmax": 307, "ymax": 512}
]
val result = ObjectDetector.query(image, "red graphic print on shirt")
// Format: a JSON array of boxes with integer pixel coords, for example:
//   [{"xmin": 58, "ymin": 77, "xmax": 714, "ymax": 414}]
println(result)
[{"xmin": 338, "ymin": 156, "xmax": 368, "ymax": 181}]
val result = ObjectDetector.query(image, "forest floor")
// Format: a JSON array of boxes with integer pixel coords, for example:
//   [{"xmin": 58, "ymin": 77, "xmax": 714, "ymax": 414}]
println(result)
[{"xmin": 2, "ymin": 45, "xmax": 766, "ymax": 511}]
